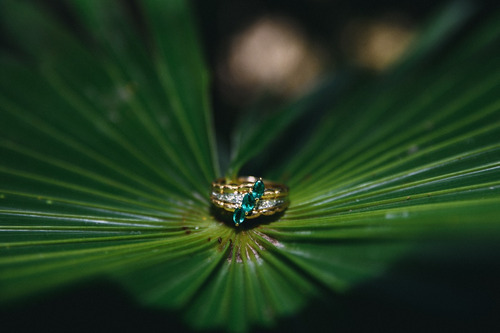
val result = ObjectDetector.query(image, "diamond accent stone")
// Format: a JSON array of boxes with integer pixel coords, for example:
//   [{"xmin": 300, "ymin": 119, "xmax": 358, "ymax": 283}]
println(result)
[
  {"xmin": 212, "ymin": 192, "xmax": 244, "ymax": 204},
  {"xmin": 212, "ymin": 191, "xmax": 283, "ymax": 211},
  {"xmin": 256, "ymin": 199, "xmax": 284, "ymax": 209}
]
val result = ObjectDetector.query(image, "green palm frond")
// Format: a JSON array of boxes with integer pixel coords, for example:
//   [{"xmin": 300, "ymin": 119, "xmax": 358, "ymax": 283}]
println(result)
[{"xmin": 1, "ymin": 0, "xmax": 499, "ymax": 332}]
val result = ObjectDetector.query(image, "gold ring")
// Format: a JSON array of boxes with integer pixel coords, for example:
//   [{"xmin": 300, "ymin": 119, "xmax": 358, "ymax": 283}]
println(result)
[{"xmin": 211, "ymin": 176, "xmax": 289, "ymax": 226}]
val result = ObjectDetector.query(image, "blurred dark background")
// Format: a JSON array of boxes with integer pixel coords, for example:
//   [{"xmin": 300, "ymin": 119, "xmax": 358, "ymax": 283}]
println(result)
[
  {"xmin": 198, "ymin": 0, "xmax": 433, "ymax": 101},
  {"xmin": 191, "ymin": 0, "xmax": 496, "ymax": 162},
  {"xmin": 2, "ymin": 0, "xmax": 494, "ymax": 152},
  {"xmin": 196, "ymin": 0, "xmax": 434, "ymax": 142}
]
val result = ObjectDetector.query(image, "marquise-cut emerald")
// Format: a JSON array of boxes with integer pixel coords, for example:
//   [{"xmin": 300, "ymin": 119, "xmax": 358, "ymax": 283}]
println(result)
[
  {"xmin": 233, "ymin": 207, "xmax": 245, "ymax": 225},
  {"xmin": 232, "ymin": 179, "xmax": 266, "ymax": 226},
  {"xmin": 252, "ymin": 179, "xmax": 265, "ymax": 199},
  {"xmin": 241, "ymin": 193, "xmax": 256, "ymax": 212}
]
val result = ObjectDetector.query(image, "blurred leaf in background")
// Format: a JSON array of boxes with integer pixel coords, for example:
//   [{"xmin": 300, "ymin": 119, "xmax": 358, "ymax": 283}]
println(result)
[{"xmin": 0, "ymin": 0, "xmax": 499, "ymax": 332}]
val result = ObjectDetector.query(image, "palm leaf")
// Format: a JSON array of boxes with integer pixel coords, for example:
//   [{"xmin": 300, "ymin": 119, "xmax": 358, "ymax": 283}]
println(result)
[{"xmin": 1, "ymin": 0, "xmax": 499, "ymax": 331}]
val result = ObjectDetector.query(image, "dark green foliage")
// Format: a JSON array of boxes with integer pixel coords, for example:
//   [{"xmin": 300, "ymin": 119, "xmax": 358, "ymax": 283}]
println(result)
[{"xmin": 0, "ymin": 0, "xmax": 499, "ymax": 331}]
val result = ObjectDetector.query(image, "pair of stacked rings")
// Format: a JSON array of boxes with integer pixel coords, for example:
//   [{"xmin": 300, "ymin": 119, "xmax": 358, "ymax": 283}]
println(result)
[{"xmin": 211, "ymin": 176, "xmax": 289, "ymax": 226}]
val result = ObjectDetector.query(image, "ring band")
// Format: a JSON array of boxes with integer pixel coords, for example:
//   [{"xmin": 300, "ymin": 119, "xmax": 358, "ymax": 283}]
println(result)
[{"xmin": 211, "ymin": 176, "xmax": 289, "ymax": 226}]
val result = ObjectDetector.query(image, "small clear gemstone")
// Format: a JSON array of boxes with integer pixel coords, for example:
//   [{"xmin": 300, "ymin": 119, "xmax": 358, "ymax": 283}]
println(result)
[
  {"xmin": 212, "ymin": 192, "xmax": 244, "ymax": 204},
  {"xmin": 252, "ymin": 180, "xmax": 265, "ymax": 199},
  {"xmin": 241, "ymin": 193, "xmax": 256, "ymax": 212},
  {"xmin": 233, "ymin": 207, "xmax": 245, "ymax": 225},
  {"xmin": 256, "ymin": 199, "xmax": 284, "ymax": 209}
]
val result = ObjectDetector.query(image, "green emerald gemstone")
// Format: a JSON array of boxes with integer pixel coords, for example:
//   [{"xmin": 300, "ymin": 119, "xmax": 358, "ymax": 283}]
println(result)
[
  {"xmin": 241, "ymin": 193, "xmax": 256, "ymax": 212},
  {"xmin": 233, "ymin": 207, "xmax": 245, "ymax": 226},
  {"xmin": 252, "ymin": 179, "xmax": 265, "ymax": 199}
]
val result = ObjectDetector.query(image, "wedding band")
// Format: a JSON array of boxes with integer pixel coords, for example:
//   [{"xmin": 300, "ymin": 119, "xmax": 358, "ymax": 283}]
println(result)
[{"xmin": 211, "ymin": 176, "xmax": 289, "ymax": 225}]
